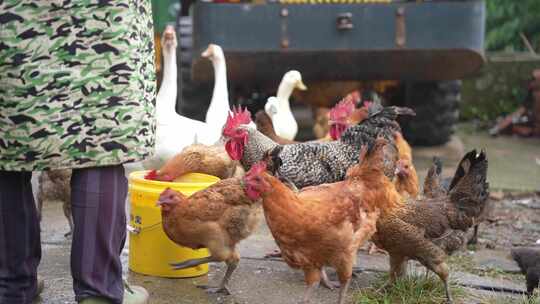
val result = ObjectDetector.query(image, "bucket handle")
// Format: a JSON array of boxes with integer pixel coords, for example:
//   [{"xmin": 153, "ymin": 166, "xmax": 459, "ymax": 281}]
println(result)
[
  {"xmin": 127, "ymin": 225, "xmax": 141, "ymax": 235},
  {"xmin": 127, "ymin": 222, "xmax": 162, "ymax": 235}
]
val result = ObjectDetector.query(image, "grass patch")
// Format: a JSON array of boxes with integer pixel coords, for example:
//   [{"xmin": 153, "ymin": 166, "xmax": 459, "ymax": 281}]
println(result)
[
  {"xmin": 354, "ymin": 274, "xmax": 465, "ymax": 304},
  {"xmin": 447, "ymin": 253, "xmax": 524, "ymax": 283}
]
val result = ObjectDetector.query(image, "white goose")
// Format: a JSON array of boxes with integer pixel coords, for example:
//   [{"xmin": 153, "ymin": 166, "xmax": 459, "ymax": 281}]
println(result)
[
  {"xmin": 264, "ymin": 70, "xmax": 307, "ymax": 141},
  {"xmin": 125, "ymin": 27, "xmax": 230, "ymax": 173},
  {"xmin": 203, "ymin": 44, "xmax": 230, "ymax": 138}
]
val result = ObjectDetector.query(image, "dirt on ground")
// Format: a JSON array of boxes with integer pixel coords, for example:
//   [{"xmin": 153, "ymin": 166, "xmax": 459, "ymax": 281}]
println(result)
[{"xmin": 474, "ymin": 192, "xmax": 540, "ymax": 250}]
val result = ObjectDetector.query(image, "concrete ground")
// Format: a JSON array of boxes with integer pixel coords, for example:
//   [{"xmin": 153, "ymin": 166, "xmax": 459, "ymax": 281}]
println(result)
[{"xmin": 35, "ymin": 127, "xmax": 540, "ymax": 304}]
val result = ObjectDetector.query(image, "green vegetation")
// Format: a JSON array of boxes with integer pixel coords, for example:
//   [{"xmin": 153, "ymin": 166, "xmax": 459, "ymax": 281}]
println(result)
[
  {"xmin": 486, "ymin": 1, "xmax": 540, "ymax": 52},
  {"xmin": 354, "ymin": 274, "xmax": 465, "ymax": 304},
  {"xmin": 459, "ymin": 2, "xmax": 540, "ymax": 123},
  {"xmin": 447, "ymin": 253, "xmax": 524, "ymax": 283}
]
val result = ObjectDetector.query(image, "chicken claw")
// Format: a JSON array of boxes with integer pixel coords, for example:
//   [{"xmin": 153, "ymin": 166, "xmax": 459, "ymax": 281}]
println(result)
[
  {"xmin": 264, "ymin": 249, "xmax": 282, "ymax": 259},
  {"xmin": 367, "ymin": 243, "xmax": 387, "ymax": 255},
  {"xmin": 321, "ymin": 269, "xmax": 340, "ymax": 290},
  {"xmin": 197, "ymin": 285, "xmax": 231, "ymax": 295}
]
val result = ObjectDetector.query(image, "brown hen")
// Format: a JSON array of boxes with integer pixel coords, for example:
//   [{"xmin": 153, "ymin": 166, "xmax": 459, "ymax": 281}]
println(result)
[
  {"xmin": 257, "ymin": 138, "xmax": 401, "ymax": 304},
  {"xmin": 156, "ymin": 163, "xmax": 267, "ymax": 295},
  {"xmin": 145, "ymin": 144, "xmax": 244, "ymax": 182},
  {"xmin": 372, "ymin": 150, "xmax": 489, "ymax": 304},
  {"xmin": 36, "ymin": 170, "xmax": 73, "ymax": 237}
]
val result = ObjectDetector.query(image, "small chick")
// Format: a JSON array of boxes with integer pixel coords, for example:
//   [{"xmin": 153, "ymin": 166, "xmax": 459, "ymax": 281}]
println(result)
[{"xmin": 511, "ymin": 247, "xmax": 540, "ymax": 297}]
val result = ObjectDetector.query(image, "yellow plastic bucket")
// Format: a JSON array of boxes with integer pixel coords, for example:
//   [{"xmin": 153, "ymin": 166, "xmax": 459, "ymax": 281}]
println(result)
[{"xmin": 128, "ymin": 171, "xmax": 220, "ymax": 278}]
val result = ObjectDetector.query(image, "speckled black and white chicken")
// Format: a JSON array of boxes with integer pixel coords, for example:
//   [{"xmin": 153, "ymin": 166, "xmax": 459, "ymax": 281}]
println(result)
[{"xmin": 222, "ymin": 104, "xmax": 415, "ymax": 189}]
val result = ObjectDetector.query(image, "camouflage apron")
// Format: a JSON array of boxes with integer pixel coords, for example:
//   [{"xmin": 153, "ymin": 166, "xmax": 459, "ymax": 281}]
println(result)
[{"xmin": 0, "ymin": 0, "xmax": 156, "ymax": 171}]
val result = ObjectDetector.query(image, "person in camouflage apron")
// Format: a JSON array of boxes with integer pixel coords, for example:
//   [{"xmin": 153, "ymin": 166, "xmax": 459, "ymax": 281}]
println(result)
[{"xmin": 0, "ymin": 1, "xmax": 156, "ymax": 303}]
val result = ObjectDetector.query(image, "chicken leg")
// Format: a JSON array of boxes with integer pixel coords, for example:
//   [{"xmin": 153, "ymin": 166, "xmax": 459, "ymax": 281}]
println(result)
[
  {"xmin": 170, "ymin": 256, "xmax": 218, "ymax": 270},
  {"xmin": 197, "ymin": 258, "xmax": 238, "ymax": 295},
  {"xmin": 300, "ymin": 269, "xmax": 321, "ymax": 304},
  {"xmin": 467, "ymin": 224, "xmax": 479, "ymax": 245},
  {"xmin": 337, "ymin": 279, "xmax": 351, "ymax": 304},
  {"xmin": 431, "ymin": 262, "xmax": 453, "ymax": 304},
  {"xmin": 321, "ymin": 268, "xmax": 340, "ymax": 290},
  {"xmin": 63, "ymin": 201, "xmax": 73, "ymax": 238},
  {"xmin": 377, "ymin": 254, "xmax": 407, "ymax": 292}
]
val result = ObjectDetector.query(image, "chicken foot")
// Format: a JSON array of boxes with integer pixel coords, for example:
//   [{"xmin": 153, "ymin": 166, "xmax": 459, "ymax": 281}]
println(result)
[
  {"xmin": 321, "ymin": 268, "xmax": 340, "ymax": 290},
  {"xmin": 197, "ymin": 259, "xmax": 239, "ymax": 295},
  {"xmin": 264, "ymin": 249, "xmax": 282, "ymax": 259}
]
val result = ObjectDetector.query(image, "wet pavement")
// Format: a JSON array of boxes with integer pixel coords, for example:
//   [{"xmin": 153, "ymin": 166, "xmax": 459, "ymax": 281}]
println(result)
[
  {"xmin": 35, "ymin": 126, "xmax": 540, "ymax": 304},
  {"xmin": 37, "ymin": 198, "xmax": 533, "ymax": 304},
  {"xmin": 414, "ymin": 124, "xmax": 540, "ymax": 192}
]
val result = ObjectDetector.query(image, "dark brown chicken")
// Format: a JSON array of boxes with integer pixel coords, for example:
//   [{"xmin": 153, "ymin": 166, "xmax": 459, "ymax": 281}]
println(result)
[
  {"xmin": 511, "ymin": 247, "xmax": 540, "ymax": 297},
  {"xmin": 312, "ymin": 107, "xmax": 331, "ymax": 139},
  {"xmin": 254, "ymin": 110, "xmax": 299, "ymax": 145},
  {"xmin": 156, "ymin": 163, "xmax": 267, "ymax": 295},
  {"xmin": 372, "ymin": 150, "xmax": 489, "ymax": 304},
  {"xmin": 423, "ymin": 157, "xmax": 447, "ymax": 199},
  {"xmin": 422, "ymin": 156, "xmax": 492, "ymax": 246}
]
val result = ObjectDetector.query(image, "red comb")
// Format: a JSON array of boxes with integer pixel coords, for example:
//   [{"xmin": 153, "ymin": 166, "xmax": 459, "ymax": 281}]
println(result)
[
  {"xmin": 223, "ymin": 106, "xmax": 252, "ymax": 137},
  {"xmin": 329, "ymin": 97, "xmax": 355, "ymax": 122},
  {"xmin": 144, "ymin": 169, "xmax": 158, "ymax": 180},
  {"xmin": 247, "ymin": 161, "xmax": 267, "ymax": 177},
  {"xmin": 346, "ymin": 90, "xmax": 361, "ymax": 104}
]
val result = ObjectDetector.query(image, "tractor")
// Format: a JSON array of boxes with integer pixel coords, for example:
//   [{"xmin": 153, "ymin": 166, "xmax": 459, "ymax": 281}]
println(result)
[{"xmin": 155, "ymin": 0, "xmax": 486, "ymax": 145}]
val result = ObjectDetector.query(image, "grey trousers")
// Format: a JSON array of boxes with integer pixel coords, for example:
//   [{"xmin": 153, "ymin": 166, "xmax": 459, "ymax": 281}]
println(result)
[{"xmin": 0, "ymin": 165, "xmax": 127, "ymax": 304}]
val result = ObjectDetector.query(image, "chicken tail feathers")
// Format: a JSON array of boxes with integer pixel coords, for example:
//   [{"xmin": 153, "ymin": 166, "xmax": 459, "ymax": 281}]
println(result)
[
  {"xmin": 448, "ymin": 149, "xmax": 489, "ymax": 211},
  {"xmin": 433, "ymin": 156, "xmax": 443, "ymax": 175},
  {"xmin": 423, "ymin": 157, "xmax": 446, "ymax": 198},
  {"xmin": 368, "ymin": 105, "xmax": 416, "ymax": 120}
]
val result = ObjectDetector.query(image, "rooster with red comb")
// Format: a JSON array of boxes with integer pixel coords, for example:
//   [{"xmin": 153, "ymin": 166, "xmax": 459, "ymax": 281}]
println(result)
[{"xmin": 222, "ymin": 103, "xmax": 415, "ymax": 189}]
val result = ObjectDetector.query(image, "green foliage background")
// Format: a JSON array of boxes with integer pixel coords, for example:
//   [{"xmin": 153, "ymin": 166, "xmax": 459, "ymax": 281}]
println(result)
[{"xmin": 486, "ymin": 1, "xmax": 540, "ymax": 51}]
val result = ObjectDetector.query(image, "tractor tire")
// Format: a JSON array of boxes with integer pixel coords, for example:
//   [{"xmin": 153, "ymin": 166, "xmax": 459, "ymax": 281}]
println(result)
[
  {"xmin": 175, "ymin": 16, "xmax": 212, "ymax": 121},
  {"xmin": 401, "ymin": 81, "xmax": 461, "ymax": 146}
]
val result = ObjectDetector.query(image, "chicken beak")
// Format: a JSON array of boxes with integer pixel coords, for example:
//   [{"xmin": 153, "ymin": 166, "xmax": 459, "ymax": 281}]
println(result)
[
  {"xmin": 394, "ymin": 161, "xmax": 405, "ymax": 177},
  {"xmin": 296, "ymin": 80, "xmax": 307, "ymax": 91}
]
